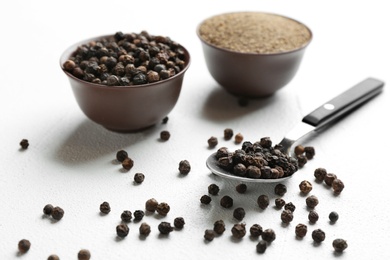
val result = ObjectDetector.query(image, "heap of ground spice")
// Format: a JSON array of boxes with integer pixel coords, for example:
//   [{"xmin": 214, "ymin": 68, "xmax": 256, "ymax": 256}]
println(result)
[{"xmin": 199, "ymin": 12, "xmax": 311, "ymax": 54}]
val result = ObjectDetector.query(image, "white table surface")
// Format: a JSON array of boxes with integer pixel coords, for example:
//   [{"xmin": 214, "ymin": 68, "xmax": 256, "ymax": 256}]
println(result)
[{"xmin": 1, "ymin": 0, "xmax": 389, "ymax": 259}]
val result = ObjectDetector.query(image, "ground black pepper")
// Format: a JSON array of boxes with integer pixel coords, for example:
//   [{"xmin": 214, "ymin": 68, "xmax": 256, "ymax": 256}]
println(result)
[
  {"xmin": 121, "ymin": 210, "xmax": 132, "ymax": 222},
  {"xmin": 134, "ymin": 173, "xmax": 145, "ymax": 184},
  {"xmin": 256, "ymin": 240, "xmax": 267, "ymax": 253},
  {"xmin": 224, "ymin": 128, "xmax": 234, "ymax": 140},
  {"xmin": 231, "ymin": 223, "xmax": 246, "ymax": 239},
  {"xmin": 233, "ymin": 207, "xmax": 246, "ymax": 221},
  {"xmin": 332, "ymin": 179, "xmax": 345, "ymax": 194},
  {"xmin": 281, "ymin": 209, "xmax": 294, "ymax": 224},
  {"xmin": 78, "ymin": 249, "xmax": 91, "ymax": 260},
  {"xmin": 43, "ymin": 204, "xmax": 54, "ymax": 215},
  {"xmin": 274, "ymin": 183, "xmax": 287, "ymax": 196},
  {"xmin": 333, "ymin": 238, "xmax": 348, "ymax": 252},
  {"xmin": 329, "ymin": 211, "xmax": 339, "ymax": 223},
  {"xmin": 116, "ymin": 150, "xmax": 128, "ymax": 162},
  {"xmin": 257, "ymin": 195, "xmax": 269, "ymax": 210},
  {"xmin": 204, "ymin": 229, "xmax": 215, "ymax": 241},
  {"xmin": 299, "ymin": 180, "xmax": 312, "ymax": 194},
  {"xmin": 178, "ymin": 160, "xmax": 191, "ymax": 174},
  {"xmin": 314, "ymin": 167, "xmax": 327, "ymax": 182},
  {"xmin": 312, "ymin": 229, "xmax": 326, "ymax": 243},
  {"xmin": 160, "ymin": 130, "xmax": 171, "ymax": 141},
  {"xmin": 139, "ymin": 222, "xmax": 151, "ymax": 236},
  {"xmin": 275, "ymin": 198, "xmax": 286, "ymax": 209},
  {"xmin": 250, "ymin": 224, "xmax": 263, "ymax": 237},
  {"xmin": 51, "ymin": 206, "xmax": 64, "ymax": 221},
  {"xmin": 200, "ymin": 195, "xmax": 212, "ymax": 205},
  {"xmin": 100, "ymin": 201, "xmax": 111, "ymax": 214},
  {"xmin": 208, "ymin": 136, "xmax": 218, "ymax": 148},
  {"xmin": 284, "ymin": 202, "xmax": 296, "ymax": 212},
  {"xmin": 18, "ymin": 239, "xmax": 31, "ymax": 254},
  {"xmin": 295, "ymin": 223, "xmax": 307, "ymax": 238},
  {"xmin": 261, "ymin": 229, "xmax": 276, "ymax": 243},
  {"xmin": 116, "ymin": 224, "xmax": 130, "ymax": 238},
  {"xmin": 122, "ymin": 157, "xmax": 134, "ymax": 170},
  {"xmin": 20, "ymin": 139, "xmax": 29, "ymax": 149},
  {"xmin": 213, "ymin": 220, "xmax": 226, "ymax": 234},
  {"xmin": 174, "ymin": 217, "xmax": 185, "ymax": 229},
  {"xmin": 133, "ymin": 210, "xmax": 145, "ymax": 221},
  {"xmin": 220, "ymin": 195, "xmax": 233, "ymax": 208},
  {"xmin": 235, "ymin": 183, "xmax": 247, "ymax": 194},
  {"xmin": 145, "ymin": 198, "xmax": 158, "ymax": 212},
  {"xmin": 156, "ymin": 202, "xmax": 170, "ymax": 216},
  {"xmin": 158, "ymin": 222, "xmax": 173, "ymax": 234},
  {"xmin": 306, "ymin": 195, "xmax": 319, "ymax": 208},
  {"xmin": 208, "ymin": 184, "xmax": 220, "ymax": 195},
  {"xmin": 308, "ymin": 210, "xmax": 319, "ymax": 223}
]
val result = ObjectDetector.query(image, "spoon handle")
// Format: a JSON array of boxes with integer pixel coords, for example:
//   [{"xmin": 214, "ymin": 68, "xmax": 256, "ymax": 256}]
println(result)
[{"xmin": 302, "ymin": 77, "xmax": 384, "ymax": 129}]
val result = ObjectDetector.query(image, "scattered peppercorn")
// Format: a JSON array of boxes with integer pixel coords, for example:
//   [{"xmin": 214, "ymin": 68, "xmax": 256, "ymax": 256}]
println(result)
[
  {"xmin": 332, "ymin": 179, "xmax": 345, "ymax": 194},
  {"xmin": 156, "ymin": 202, "xmax": 170, "ymax": 216},
  {"xmin": 162, "ymin": 116, "xmax": 169, "ymax": 124},
  {"xmin": 257, "ymin": 195, "xmax": 269, "ymax": 210},
  {"xmin": 295, "ymin": 223, "xmax": 308, "ymax": 238},
  {"xmin": 178, "ymin": 160, "xmax": 191, "ymax": 174},
  {"xmin": 308, "ymin": 210, "xmax": 319, "ymax": 223},
  {"xmin": 208, "ymin": 136, "xmax": 218, "ymax": 148},
  {"xmin": 116, "ymin": 150, "xmax": 128, "ymax": 162},
  {"xmin": 297, "ymin": 155, "xmax": 308, "ymax": 167},
  {"xmin": 145, "ymin": 198, "xmax": 158, "ymax": 212},
  {"xmin": 220, "ymin": 195, "xmax": 234, "ymax": 208},
  {"xmin": 174, "ymin": 217, "xmax": 185, "ymax": 229},
  {"xmin": 234, "ymin": 133, "xmax": 244, "ymax": 144},
  {"xmin": 281, "ymin": 209, "xmax": 294, "ymax": 224},
  {"xmin": 121, "ymin": 210, "xmax": 132, "ymax": 222},
  {"xmin": 200, "ymin": 195, "xmax": 212, "ymax": 205},
  {"xmin": 224, "ymin": 128, "xmax": 234, "ymax": 140},
  {"xmin": 235, "ymin": 183, "xmax": 247, "ymax": 194},
  {"xmin": 299, "ymin": 180, "xmax": 313, "ymax": 194},
  {"xmin": 324, "ymin": 173, "xmax": 337, "ymax": 186},
  {"xmin": 133, "ymin": 210, "xmax": 145, "ymax": 221},
  {"xmin": 333, "ymin": 238, "xmax": 348, "ymax": 252},
  {"xmin": 306, "ymin": 195, "xmax": 319, "ymax": 208},
  {"xmin": 274, "ymin": 183, "xmax": 287, "ymax": 196},
  {"xmin": 43, "ymin": 204, "xmax": 54, "ymax": 215},
  {"xmin": 122, "ymin": 157, "xmax": 134, "ymax": 170},
  {"xmin": 250, "ymin": 224, "xmax": 263, "ymax": 237},
  {"xmin": 139, "ymin": 222, "xmax": 151, "ymax": 236},
  {"xmin": 256, "ymin": 240, "xmax": 267, "ymax": 253},
  {"xmin": 208, "ymin": 184, "xmax": 220, "ymax": 195},
  {"xmin": 47, "ymin": 254, "xmax": 60, "ymax": 260},
  {"xmin": 51, "ymin": 206, "xmax": 64, "ymax": 221},
  {"xmin": 160, "ymin": 130, "xmax": 171, "ymax": 141},
  {"xmin": 233, "ymin": 207, "xmax": 246, "ymax": 221},
  {"xmin": 261, "ymin": 228, "xmax": 276, "ymax": 243},
  {"xmin": 312, "ymin": 229, "xmax": 326, "ymax": 243},
  {"xmin": 18, "ymin": 239, "xmax": 31, "ymax": 254},
  {"xmin": 100, "ymin": 201, "xmax": 111, "ymax": 214},
  {"xmin": 231, "ymin": 223, "xmax": 246, "ymax": 239},
  {"xmin": 304, "ymin": 146, "xmax": 315, "ymax": 159},
  {"xmin": 134, "ymin": 173, "xmax": 145, "ymax": 184},
  {"xmin": 275, "ymin": 198, "xmax": 286, "ymax": 209},
  {"xmin": 158, "ymin": 222, "xmax": 173, "ymax": 234},
  {"xmin": 213, "ymin": 220, "xmax": 226, "ymax": 235},
  {"xmin": 204, "ymin": 229, "xmax": 215, "ymax": 241},
  {"xmin": 78, "ymin": 249, "xmax": 91, "ymax": 260},
  {"xmin": 314, "ymin": 167, "xmax": 327, "ymax": 182},
  {"xmin": 20, "ymin": 139, "xmax": 29, "ymax": 149},
  {"xmin": 116, "ymin": 224, "xmax": 130, "ymax": 238},
  {"xmin": 329, "ymin": 211, "xmax": 339, "ymax": 223},
  {"xmin": 294, "ymin": 145, "xmax": 305, "ymax": 156},
  {"xmin": 284, "ymin": 202, "xmax": 296, "ymax": 212}
]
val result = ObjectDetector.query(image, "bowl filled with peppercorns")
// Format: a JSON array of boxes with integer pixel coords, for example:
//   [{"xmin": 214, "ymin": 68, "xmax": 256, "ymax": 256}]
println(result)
[
  {"xmin": 197, "ymin": 11, "xmax": 312, "ymax": 97},
  {"xmin": 60, "ymin": 31, "xmax": 190, "ymax": 132}
]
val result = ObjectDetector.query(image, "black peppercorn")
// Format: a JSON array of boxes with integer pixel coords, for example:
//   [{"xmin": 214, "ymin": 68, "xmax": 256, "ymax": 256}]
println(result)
[
  {"xmin": 312, "ymin": 229, "xmax": 326, "ymax": 243},
  {"xmin": 260, "ymin": 137, "xmax": 272, "ymax": 148},
  {"xmin": 250, "ymin": 224, "xmax": 263, "ymax": 237},
  {"xmin": 122, "ymin": 157, "xmax": 134, "ymax": 170},
  {"xmin": 147, "ymin": 70, "xmax": 160, "ymax": 83},
  {"xmin": 294, "ymin": 145, "xmax": 305, "ymax": 156},
  {"xmin": 208, "ymin": 184, "xmax": 220, "ymax": 195},
  {"xmin": 156, "ymin": 202, "xmax": 170, "ymax": 216},
  {"xmin": 200, "ymin": 195, "xmax": 212, "ymax": 205},
  {"xmin": 233, "ymin": 207, "xmax": 246, "ymax": 221},
  {"xmin": 257, "ymin": 195, "xmax": 269, "ymax": 210},
  {"xmin": 51, "ymin": 206, "xmax": 64, "ymax": 221},
  {"xmin": 256, "ymin": 240, "xmax": 267, "ymax": 253},
  {"xmin": 275, "ymin": 198, "xmax": 286, "ymax": 209},
  {"xmin": 332, "ymin": 179, "xmax": 345, "ymax": 194},
  {"xmin": 160, "ymin": 130, "xmax": 170, "ymax": 141},
  {"xmin": 274, "ymin": 183, "xmax": 287, "ymax": 196},
  {"xmin": 158, "ymin": 222, "xmax": 173, "ymax": 234},
  {"xmin": 139, "ymin": 222, "xmax": 151, "ymax": 236},
  {"xmin": 324, "ymin": 173, "xmax": 337, "ymax": 186},
  {"xmin": 314, "ymin": 167, "xmax": 327, "ymax": 182},
  {"xmin": 20, "ymin": 139, "xmax": 29, "ymax": 149},
  {"xmin": 78, "ymin": 249, "xmax": 91, "ymax": 260},
  {"xmin": 178, "ymin": 160, "xmax": 191, "ymax": 174},
  {"xmin": 333, "ymin": 238, "xmax": 348, "ymax": 252},
  {"xmin": 174, "ymin": 217, "xmax": 185, "ymax": 229},
  {"xmin": 299, "ymin": 180, "xmax": 313, "ymax": 194},
  {"xmin": 134, "ymin": 173, "xmax": 145, "ymax": 184},
  {"xmin": 107, "ymin": 75, "xmax": 119, "ymax": 86},
  {"xmin": 64, "ymin": 60, "xmax": 76, "ymax": 72},
  {"xmin": 329, "ymin": 211, "xmax": 339, "ymax": 223},
  {"xmin": 297, "ymin": 155, "xmax": 308, "ymax": 168},
  {"xmin": 204, "ymin": 229, "xmax": 215, "ymax": 241},
  {"xmin": 281, "ymin": 209, "xmax": 294, "ymax": 224},
  {"xmin": 121, "ymin": 210, "xmax": 132, "ymax": 222},
  {"xmin": 233, "ymin": 163, "xmax": 247, "ymax": 177},
  {"xmin": 284, "ymin": 202, "xmax": 296, "ymax": 212},
  {"xmin": 308, "ymin": 210, "xmax": 319, "ymax": 223},
  {"xmin": 247, "ymin": 165, "xmax": 261, "ymax": 179},
  {"xmin": 116, "ymin": 224, "xmax": 130, "ymax": 238},
  {"xmin": 220, "ymin": 195, "xmax": 233, "ymax": 208},
  {"xmin": 48, "ymin": 254, "xmax": 60, "ymax": 260},
  {"xmin": 295, "ymin": 223, "xmax": 307, "ymax": 238},
  {"xmin": 145, "ymin": 198, "xmax": 158, "ymax": 212},
  {"xmin": 224, "ymin": 128, "xmax": 234, "ymax": 140},
  {"xmin": 261, "ymin": 228, "xmax": 276, "ymax": 243},
  {"xmin": 306, "ymin": 195, "xmax": 319, "ymax": 208},
  {"xmin": 304, "ymin": 146, "xmax": 315, "ymax": 159},
  {"xmin": 234, "ymin": 133, "xmax": 244, "ymax": 144},
  {"xmin": 162, "ymin": 116, "xmax": 169, "ymax": 124},
  {"xmin": 133, "ymin": 210, "xmax": 144, "ymax": 221},
  {"xmin": 100, "ymin": 201, "xmax": 111, "ymax": 214},
  {"xmin": 235, "ymin": 183, "xmax": 247, "ymax": 194},
  {"xmin": 213, "ymin": 220, "xmax": 226, "ymax": 235},
  {"xmin": 207, "ymin": 136, "xmax": 218, "ymax": 148},
  {"xmin": 43, "ymin": 204, "xmax": 54, "ymax": 215},
  {"xmin": 231, "ymin": 223, "xmax": 246, "ymax": 239},
  {"xmin": 18, "ymin": 239, "xmax": 31, "ymax": 254}
]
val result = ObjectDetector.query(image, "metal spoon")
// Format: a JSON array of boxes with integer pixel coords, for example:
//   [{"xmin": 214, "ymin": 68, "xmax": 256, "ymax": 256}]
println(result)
[{"xmin": 206, "ymin": 77, "xmax": 385, "ymax": 183}]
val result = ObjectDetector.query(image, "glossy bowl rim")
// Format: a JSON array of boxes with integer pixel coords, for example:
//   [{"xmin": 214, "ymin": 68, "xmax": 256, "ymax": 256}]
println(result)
[
  {"xmin": 196, "ymin": 11, "xmax": 313, "ymax": 56},
  {"xmin": 60, "ymin": 34, "xmax": 191, "ymax": 90}
]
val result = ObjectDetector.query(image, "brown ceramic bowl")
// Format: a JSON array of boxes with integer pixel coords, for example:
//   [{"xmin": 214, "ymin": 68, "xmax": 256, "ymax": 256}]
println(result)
[
  {"xmin": 60, "ymin": 34, "xmax": 190, "ymax": 132},
  {"xmin": 197, "ymin": 12, "xmax": 312, "ymax": 97}
]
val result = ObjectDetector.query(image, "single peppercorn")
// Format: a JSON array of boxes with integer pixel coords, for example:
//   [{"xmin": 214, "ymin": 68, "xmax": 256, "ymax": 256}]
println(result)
[
  {"xmin": 275, "ymin": 198, "xmax": 286, "ymax": 209},
  {"xmin": 324, "ymin": 173, "xmax": 337, "ymax": 186},
  {"xmin": 116, "ymin": 224, "xmax": 130, "ymax": 238},
  {"xmin": 208, "ymin": 136, "xmax": 218, "ymax": 148},
  {"xmin": 100, "ymin": 201, "xmax": 111, "ymax": 214},
  {"xmin": 20, "ymin": 139, "xmax": 29, "ymax": 149},
  {"xmin": 208, "ymin": 184, "xmax": 220, "ymax": 195},
  {"xmin": 294, "ymin": 145, "xmax": 305, "ymax": 156},
  {"xmin": 235, "ymin": 183, "xmax": 247, "ymax": 194},
  {"xmin": 257, "ymin": 195, "xmax": 269, "ymax": 210},
  {"xmin": 200, "ymin": 195, "xmax": 212, "ymax": 205},
  {"xmin": 160, "ymin": 130, "xmax": 170, "ymax": 141},
  {"xmin": 158, "ymin": 222, "xmax": 173, "ymax": 234},
  {"xmin": 233, "ymin": 207, "xmax": 246, "ymax": 221},
  {"xmin": 295, "ymin": 223, "xmax": 308, "ymax": 238},
  {"xmin": 204, "ymin": 229, "xmax": 215, "ymax": 241},
  {"xmin": 47, "ymin": 254, "xmax": 60, "ymax": 260},
  {"xmin": 281, "ymin": 209, "xmax": 294, "ymax": 224},
  {"xmin": 274, "ymin": 183, "xmax": 287, "ymax": 196},
  {"xmin": 122, "ymin": 157, "xmax": 134, "ymax": 170},
  {"xmin": 178, "ymin": 160, "xmax": 191, "ymax": 174},
  {"xmin": 213, "ymin": 220, "xmax": 226, "ymax": 235},
  {"xmin": 297, "ymin": 155, "xmax": 308, "ymax": 167},
  {"xmin": 162, "ymin": 116, "xmax": 169, "ymax": 124},
  {"xmin": 220, "ymin": 195, "xmax": 234, "ymax": 208},
  {"xmin": 259, "ymin": 137, "xmax": 272, "ymax": 148},
  {"xmin": 174, "ymin": 217, "xmax": 185, "ymax": 229},
  {"xmin": 284, "ymin": 202, "xmax": 296, "ymax": 212},
  {"xmin": 261, "ymin": 228, "xmax": 276, "ymax": 243},
  {"xmin": 306, "ymin": 195, "xmax": 319, "ymax": 208},
  {"xmin": 314, "ymin": 167, "xmax": 327, "ymax": 182},
  {"xmin": 304, "ymin": 146, "xmax": 315, "ymax": 159},
  {"xmin": 224, "ymin": 128, "xmax": 234, "ymax": 140},
  {"xmin": 299, "ymin": 180, "xmax": 313, "ymax": 194},
  {"xmin": 145, "ymin": 198, "xmax": 158, "ymax": 212},
  {"xmin": 156, "ymin": 202, "xmax": 170, "ymax": 216},
  {"xmin": 133, "ymin": 210, "xmax": 144, "ymax": 221},
  {"xmin": 78, "ymin": 249, "xmax": 91, "ymax": 260},
  {"xmin": 139, "ymin": 222, "xmax": 151, "ymax": 236},
  {"xmin": 333, "ymin": 238, "xmax": 348, "ymax": 252},
  {"xmin": 332, "ymin": 179, "xmax": 345, "ymax": 194},
  {"xmin": 18, "ymin": 239, "xmax": 31, "ymax": 254},
  {"xmin": 329, "ymin": 211, "xmax": 339, "ymax": 223},
  {"xmin": 308, "ymin": 210, "xmax": 319, "ymax": 223},
  {"xmin": 247, "ymin": 165, "xmax": 261, "ymax": 179},
  {"xmin": 231, "ymin": 223, "xmax": 246, "ymax": 239},
  {"xmin": 233, "ymin": 163, "xmax": 247, "ymax": 177},
  {"xmin": 43, "ymin": 204, "xmax": 54, "ymax": 215},
  {"xmin": 120, "ymin": 210, "xmax": 132, "ymax": 222},
  {"xmin": 250, "ymin": 224, "xmax": 263, "ymax": 237},
  {"xmin": 312, "ymin": 229, "xmax": 326, "ymax": 243},
  {"xmin": 234, "ymin": 133, "xmax": 244, "ymax": 144},
  {"xmin": 256, "ymin": 240, "xmax": 267, "ymax": 254},
  {"xmin": 51, "ymin": 206, "xmax": 64, "ymax": 221},
  {"xmin": 64, "ymin": 59, "xmax": 76, "ymax": 71},
  {"xmin": 134, "ymin": 173, "xmax": 145, "ymax": 184},
  {"xmin": 116, "ymin": 150, "xmax": 128, "ymax": 162}
]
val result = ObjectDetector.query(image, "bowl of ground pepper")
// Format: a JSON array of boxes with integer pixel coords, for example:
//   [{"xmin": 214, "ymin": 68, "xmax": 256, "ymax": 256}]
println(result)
[
  {"xmin": 197, "ymin": 12, "xmax": 312, "ymax": 97},
  {"xmin": 60, "ymin": 31, "xmax": 190, "ymax": 132}
]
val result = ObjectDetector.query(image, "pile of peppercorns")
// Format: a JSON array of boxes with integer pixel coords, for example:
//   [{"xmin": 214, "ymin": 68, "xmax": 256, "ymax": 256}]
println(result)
[{"xmin": 63, "ymin": 31, "xmax": 187, "ymax": 86}]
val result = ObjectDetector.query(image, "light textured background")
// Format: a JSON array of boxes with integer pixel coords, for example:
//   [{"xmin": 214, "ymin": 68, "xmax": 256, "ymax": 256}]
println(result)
[{"xmin": 1, "ymin": 0, "xmax": 389, "ymax": 259}]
